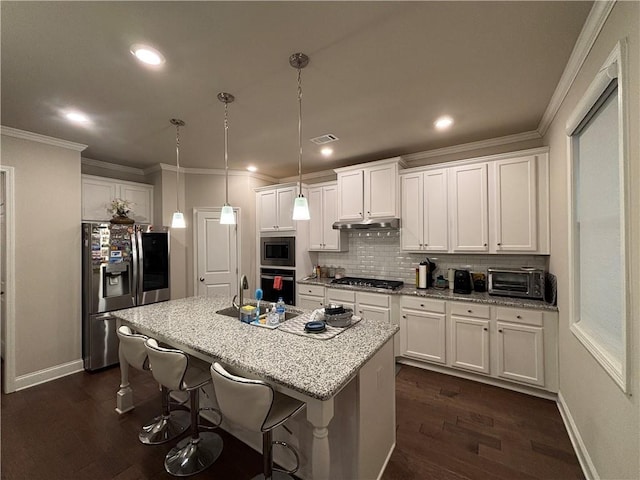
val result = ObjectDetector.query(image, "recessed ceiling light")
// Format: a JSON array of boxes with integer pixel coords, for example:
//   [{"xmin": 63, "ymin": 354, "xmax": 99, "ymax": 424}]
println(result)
[
  {"xmin": 321, "ymin": 147, "xmax": 333, "ymax": 157},
  {"xmin": 130, "ymin": 44, "xmax": 165, "ymax": 66},
  {"xmin": 65, "ymin": 111, "xmax": 90, "ymax": 124},
  {"xmin": 247, "ymin": 165, "xmax": 257, "ymax": 172},
  {"xmin": 435, "ymin": 116, "xmax": 454, "ymax": 130}
]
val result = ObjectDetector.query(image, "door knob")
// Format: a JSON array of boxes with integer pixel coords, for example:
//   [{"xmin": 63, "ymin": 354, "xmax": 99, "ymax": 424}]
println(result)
[{"xmin": 199, "ymin": 277, "xmax": 205, "ymax": 282}]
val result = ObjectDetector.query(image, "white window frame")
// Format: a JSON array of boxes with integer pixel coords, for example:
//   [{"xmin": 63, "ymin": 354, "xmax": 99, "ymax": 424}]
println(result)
[{"xmin": 565, "ymin": 40, "xmax": 630, "ymax": 393}]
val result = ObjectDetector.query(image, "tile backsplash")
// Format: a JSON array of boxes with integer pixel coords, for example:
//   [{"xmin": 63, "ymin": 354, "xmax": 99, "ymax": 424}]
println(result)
[{"xmin": 316, "ymin": 230, "xmax": 548, "ymax": 283}]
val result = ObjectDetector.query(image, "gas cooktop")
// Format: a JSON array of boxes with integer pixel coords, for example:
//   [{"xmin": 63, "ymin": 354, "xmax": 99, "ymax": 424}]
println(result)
[{"xmin": 330, "ymin": 277, "xmax": 404, "ymax": 291}]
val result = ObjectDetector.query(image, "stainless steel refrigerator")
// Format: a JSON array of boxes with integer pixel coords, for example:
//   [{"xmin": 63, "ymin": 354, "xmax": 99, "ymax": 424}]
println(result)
[{"xmin": 82, "ymin": 222, "xmax": 170, "ymax": 371}]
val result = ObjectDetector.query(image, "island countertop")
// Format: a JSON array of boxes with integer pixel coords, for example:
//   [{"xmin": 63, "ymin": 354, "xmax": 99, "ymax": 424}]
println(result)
[{"xmin": 112, "ymin": 294, "xmax": 398, "ymax": 401}]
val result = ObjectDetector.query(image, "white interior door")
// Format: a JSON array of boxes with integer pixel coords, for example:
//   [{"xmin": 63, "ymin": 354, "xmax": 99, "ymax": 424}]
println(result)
[{"xmin": 195, "ymin": 208, "xmax": 238, "ymax": 298}]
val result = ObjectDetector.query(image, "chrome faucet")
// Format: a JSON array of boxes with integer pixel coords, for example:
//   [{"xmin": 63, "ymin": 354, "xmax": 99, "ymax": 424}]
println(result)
[{"xmin": 232, "ymin": 275, "xmax": 249, "ymax": 317}]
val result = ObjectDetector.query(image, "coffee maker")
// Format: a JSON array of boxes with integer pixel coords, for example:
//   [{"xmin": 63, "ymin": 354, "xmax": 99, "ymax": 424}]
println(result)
[{"xmin": 453, "ymin": 269, "xmax": 473, "ymax": 294}]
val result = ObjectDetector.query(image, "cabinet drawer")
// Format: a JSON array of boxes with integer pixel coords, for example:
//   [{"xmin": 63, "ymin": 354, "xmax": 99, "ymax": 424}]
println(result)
[
  {"xmin": 450, "ymin": 302, "xmax": 490, "ymax": 319},
  {"xmin": 298, "ymin": 284, "xmax": 325, "ymax": 298},
  {"xmin": 326, "ymin": 288, "xmax": 356, "ymax": 303},
  {"xmin": 496, "ymin": 307, "xmax": 543, "ymax": 326},
  {"xmin": 401, "ymin": 296, "xmax": 446, "ymax": 313},
  {"xmin": 357, "ymin": 292, "xmax": 390, "ymax": 308}
]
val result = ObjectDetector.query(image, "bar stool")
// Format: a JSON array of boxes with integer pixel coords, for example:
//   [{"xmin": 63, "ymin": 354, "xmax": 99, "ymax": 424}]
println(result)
[
  {"xmin": 211, "ymin": 362, "xmax": 304, "ymax": 480},
  {"xmin": 145, "ymin": 338, "xmax": 223, "ymax": 477},
  {"xmin": 116, "ymin": 326, "xmax": 190, "ymax": 445}
]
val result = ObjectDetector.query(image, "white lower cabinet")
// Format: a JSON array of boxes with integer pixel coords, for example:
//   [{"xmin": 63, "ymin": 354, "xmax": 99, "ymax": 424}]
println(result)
[
  {"xmin": 400, "ymin": 297, "xmax": 446, "ymax": 364},
  {"xmin": 297, "ymin": 284, "xmax": 325, "ymax": 310},
  {"xmin": 356, "ymin": 292, "xmax": 391, "ymax": 323},
  {"xmin": 449, "ymin": 303, "xmax": 491, "ymax": 374},
  {"xmin": 495, "ymin": 307, "xmax": 545, "ymax": 387},
  {"xmin": 399, "ymin": 296, "xmax": 557, "ymax": 392},
  {"xmin": 325, "ymin": 288, "xmax": 356, "ymax": 311}
]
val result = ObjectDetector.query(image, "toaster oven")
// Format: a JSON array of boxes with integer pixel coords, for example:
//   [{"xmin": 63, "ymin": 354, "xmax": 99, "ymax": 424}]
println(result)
[{"xmin": 488, "ymin": 267, "xmax": 545, "ymax": 299}]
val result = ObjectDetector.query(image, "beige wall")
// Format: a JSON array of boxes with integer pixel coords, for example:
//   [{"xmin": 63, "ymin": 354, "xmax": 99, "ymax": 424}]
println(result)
[
  {"xmin": 544, "ymin": 2, "xmax": 639, "ymax": 479},
  {"xmin": 1, "ymin": 134, "xmax": 82, "ymax": 376}
]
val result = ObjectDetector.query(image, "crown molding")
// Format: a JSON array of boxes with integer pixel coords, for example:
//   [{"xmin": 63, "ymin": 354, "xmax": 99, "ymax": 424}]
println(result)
[
  {"xmin": 403, "ymin": 130, "xmax": 541, "ymax": 164},
  {"xmin": 537, "ymin": 0, "xmax": 616, "ymax": 136},
  {"xmin": 153, "ymin": 163, "xmax": 277, "ymax": 183},
  {"xmin": 82, "ymin": 157, "xmax": 146, "ymax": 176},
  {"xmin": 1, "ymin": 126, "xmax": 87, "ymax": 152},
  {"xmin": 279, "ymin": 168, "xmax": 337, "ymax": 184}
]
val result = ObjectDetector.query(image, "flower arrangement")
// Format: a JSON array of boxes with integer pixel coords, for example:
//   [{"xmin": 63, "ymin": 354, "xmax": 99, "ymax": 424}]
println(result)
[{"xmin": 109, "ymin": 198, "xmax": 134, "ymax": 217}]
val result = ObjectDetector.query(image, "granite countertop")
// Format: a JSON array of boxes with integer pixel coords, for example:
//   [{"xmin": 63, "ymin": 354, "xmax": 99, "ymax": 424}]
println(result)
[
  {"xmin": 112, "ymin": 295, "xmax": 398, "ymax": 401},
  {"xmin": 299, "ymin": 277, "xmax": 558, "ymax": 312}
]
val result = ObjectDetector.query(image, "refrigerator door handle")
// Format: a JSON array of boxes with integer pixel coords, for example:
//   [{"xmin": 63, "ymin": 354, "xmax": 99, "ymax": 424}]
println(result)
[{"xmin": 131, "ymin": 228, "xmax": 141, "ymax": 305}]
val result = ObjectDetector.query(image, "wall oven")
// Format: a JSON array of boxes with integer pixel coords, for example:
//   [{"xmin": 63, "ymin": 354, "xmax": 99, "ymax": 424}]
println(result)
[
  {"xmin": 260, "ymin": 267, "xmax": 296, "ymax": 306},
  {"xmin": 260, "ymin": 236, "xmax": 295, "ymax": 267}
]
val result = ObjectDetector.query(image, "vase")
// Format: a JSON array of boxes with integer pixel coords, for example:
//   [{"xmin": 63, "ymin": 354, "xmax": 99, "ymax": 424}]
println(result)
[{"xmin": 110, "ymin": 214, "xmax": 135, "ymax": 225}]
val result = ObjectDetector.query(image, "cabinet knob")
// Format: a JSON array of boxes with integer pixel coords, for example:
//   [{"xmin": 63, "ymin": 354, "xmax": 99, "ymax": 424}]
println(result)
[
  {"xmin": 467, "ymin": 309, "xmax": 472, "ymax": 313},
  {"xmin": 498, "ymin": 329, "xmax": 503, "ymax": 333},
  {"xmin": 199, "ymin": 277, "xmax": 205, "ymax": 282},
  {"xmin": 402, "ymin": 315, "xmax": 406, "ymax": 319},
  {"xmin": 420, "ymin": 304, "xmax": 424, "ymax": 307},
  {"xmin": 497, "ymin": 243, "xmax": 502, "ymax": 246},
  {"xmin": 483, "ymin": 243, "xmax": 487, "ymax": 247},
  {"xmin": 359, "ymin": 310, "xmax": 363, "ymax": 314},
  {"xmin": 483, "ymin": 327, "xmax": 488, "ymax": 331},
  {"xmin": 516, "ymin": 315, "xmax": 522, "ymax": 319}
]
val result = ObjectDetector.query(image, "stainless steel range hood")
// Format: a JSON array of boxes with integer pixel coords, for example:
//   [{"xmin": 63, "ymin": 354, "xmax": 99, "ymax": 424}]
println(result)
[{"xmin": 332, "ymin": 218, "xmax": 400, "ymax": 230}]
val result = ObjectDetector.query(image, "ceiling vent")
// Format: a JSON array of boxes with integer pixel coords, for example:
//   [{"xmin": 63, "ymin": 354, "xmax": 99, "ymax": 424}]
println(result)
[{"xmin": 310, "ymin": 133, "xmax": 339, "ymax": 145}]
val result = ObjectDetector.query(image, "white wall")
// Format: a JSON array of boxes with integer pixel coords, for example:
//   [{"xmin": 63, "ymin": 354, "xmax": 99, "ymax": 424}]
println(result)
[
  {"xmin": 544, "ymin": 2, "xmax": 639, "ymax": 478},
  {"xmin": 1, "ymin": 133, "xmax": 83, "ymax": 378}
]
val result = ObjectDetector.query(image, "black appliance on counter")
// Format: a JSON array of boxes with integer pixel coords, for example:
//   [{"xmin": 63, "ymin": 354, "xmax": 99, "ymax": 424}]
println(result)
[
  {"xmin": 453, "ymin": 270, "xmax": 473, "ymax": 294},
  {"xmin": 331, "ymin": 277, "xmax": 404, "ymax": 291}
]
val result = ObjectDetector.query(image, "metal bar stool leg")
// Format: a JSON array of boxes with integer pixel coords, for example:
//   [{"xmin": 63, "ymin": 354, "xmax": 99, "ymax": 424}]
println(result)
[{"xmin": 139, "ymin": 386, "xmax": 190, "ymax": 445}]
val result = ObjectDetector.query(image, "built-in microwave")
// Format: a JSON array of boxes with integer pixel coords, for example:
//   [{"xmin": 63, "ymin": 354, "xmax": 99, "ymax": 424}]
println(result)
[
  {"xmin": 260, "ymin": 236, "xmax": 295, "ymax": 267},
  {"xmin": 488, "ymin": 267, "xmax": 545, "ymax": 300}
]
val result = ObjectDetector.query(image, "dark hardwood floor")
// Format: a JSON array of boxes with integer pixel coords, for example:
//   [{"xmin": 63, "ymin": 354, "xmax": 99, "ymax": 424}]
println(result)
[
  {"xmin": 1, "ymin": 364, "xmax": 583, "ymax": 480},
  {"xmin": 383, "ymin": 366, "xmax": 584, "ymax": 480}
]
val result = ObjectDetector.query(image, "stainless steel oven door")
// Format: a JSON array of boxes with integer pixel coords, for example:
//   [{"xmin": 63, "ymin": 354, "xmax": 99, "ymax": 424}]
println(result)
[
  {"xmin": 260, "ymin": 268, "xmax": 296, "ymax": 305},
  {"xmin": 260, "ymin": 236, "xmax": 295, "ymax": 267}
]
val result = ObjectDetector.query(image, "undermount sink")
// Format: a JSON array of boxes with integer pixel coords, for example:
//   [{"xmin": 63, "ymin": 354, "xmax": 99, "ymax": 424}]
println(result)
[{"xmin": 215, "ymin": 305, "xmax": 300, "ymax": 321}]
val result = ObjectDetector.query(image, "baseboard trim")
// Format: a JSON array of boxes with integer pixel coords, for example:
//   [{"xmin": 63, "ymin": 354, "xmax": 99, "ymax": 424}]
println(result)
[
  {"xmin": 14, "ymin": 359, "xmax": 84, "ymax": 391},
  {"xmin": 557, "ymin": 391, "xmax": 597, "ymax": 480}
]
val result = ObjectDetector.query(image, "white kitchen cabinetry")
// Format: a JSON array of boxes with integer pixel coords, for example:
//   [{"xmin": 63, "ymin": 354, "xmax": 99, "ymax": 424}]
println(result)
[
  {"xmin": 495, "ymin": 307, "xmax": 545, "ymax": 387},
  {"xmin": 400, "ymin": 168, "xmax": 448, "ymax": 252},
  {"xmin": 308, "ymin": 183, "xmax": 346, "ymax": 251},
  {"xmin": 297, "ymin": 284, "xmax": 325, "ymax": 310},
  {"xmin": 356, "ymin": 292, "xmax": 391, "ymax": 324},
  {"xmin": 325, "ymin": 288, "xmax": 356, "ymax": 312},
  {"xmin": 449, "ymin": 303, "xmax": 491, "ymax": 374},
  {"xmin": 400, "ymin": 297, "xmax": 446, "ymax": 364},
  {"xmin": 256, "ymin": 184, "xmax": 297, "ymax": 232},
  {"xmin": 82, "ymin": 175, "xmax": 153, "ymax": 223},
  {"xmin": 450, "ymin": 163, "xmax": 489, "ymax": 252},
  {"xmin": 491, "ymin": 156, "xmax": 538, "ymax": 252},
  {"xmin": 400, "ymin": 148, "xmax": 550, "ymax": 255},
  {"xmin": 335, "ymin": 158, "xmax": 403, "ymax": 221}
]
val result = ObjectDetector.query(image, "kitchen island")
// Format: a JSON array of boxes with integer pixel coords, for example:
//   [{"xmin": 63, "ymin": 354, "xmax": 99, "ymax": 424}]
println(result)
[{"xmin": 112, "ymin": 294, "xmax": 398, "ymax": 480}]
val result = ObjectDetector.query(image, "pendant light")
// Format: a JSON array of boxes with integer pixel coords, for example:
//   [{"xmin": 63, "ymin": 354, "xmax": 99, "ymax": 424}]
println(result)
[
  {"xmin": 170, "ymin": 118, "xmax": 186, "ymax": 229},
  {"xmin": 218, "ymin": 92, "xmax": 236, "ymax": 225},
  {"xmin": 290, "ymin": 52, "xmax": 311, "ymax": 221}
]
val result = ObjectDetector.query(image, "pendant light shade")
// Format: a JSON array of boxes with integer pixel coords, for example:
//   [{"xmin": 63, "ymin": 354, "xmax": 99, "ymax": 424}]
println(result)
[
  {"xmin": 290, "ymin": 52, "xmax": 310, "ymax": 221},
  {"xmin": 292, "ymin": 195, "xmax": 310, "ymax": 220},
  {"xmin": 218, "ymin": 92, "xmax": 236, "ymax": 225},
  {"xmin": 170, "ymin": 118, "xmax": 186, "ymax": 229}
]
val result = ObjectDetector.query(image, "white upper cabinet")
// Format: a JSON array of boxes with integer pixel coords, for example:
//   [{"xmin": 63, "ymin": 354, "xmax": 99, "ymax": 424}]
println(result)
[
  {"xmin": 82, "ymin": 175, "xmax": 153, "ymax": 224},
  {"xmin": 308, "ymin": 182, "xmax": 346, "ymax": 251},
  {"xmin": 256, "ymin": 184, "xmax": 297, "ymax": 232},
  {"xmin": 450, "ymin": 163, "xmax": 489, "ymax": 252},
  {"xmin": 336, "ymin": 158, "xmax": 403, "ymax": 221},
  {"xmin": 401, "ymin": 168, "xmax": 448, "ymax": 252},
  {"xmin": 400, "ymin": 148, "xmax": 549, "ymax": 254}
]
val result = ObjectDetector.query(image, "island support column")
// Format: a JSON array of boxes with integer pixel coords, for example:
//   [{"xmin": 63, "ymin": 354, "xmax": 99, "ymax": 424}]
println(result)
[
  {"xmin": 115, "ymin": 345, "xmax": 134, "ymax": 414},
  {"xmin": 305, "ymin": 397, "xmax": 334, "ymax": 480}
]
